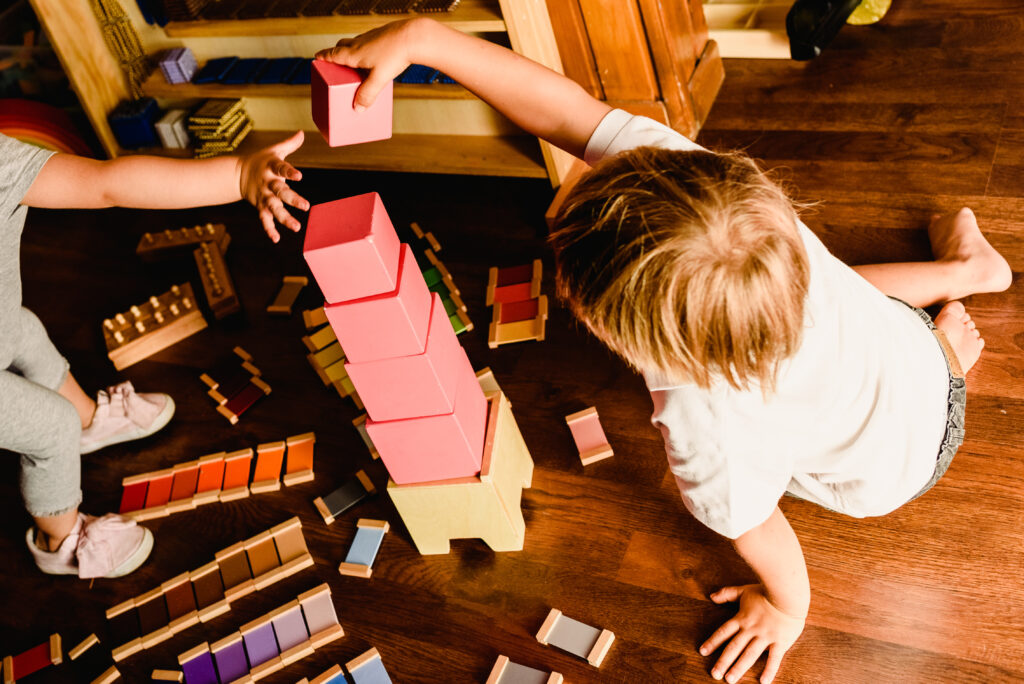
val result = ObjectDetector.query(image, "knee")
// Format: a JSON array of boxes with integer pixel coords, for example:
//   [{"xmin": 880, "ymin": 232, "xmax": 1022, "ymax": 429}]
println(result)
[{"xmin": 28, "ymin": 395, "xmax": 81, "ymax": 462}]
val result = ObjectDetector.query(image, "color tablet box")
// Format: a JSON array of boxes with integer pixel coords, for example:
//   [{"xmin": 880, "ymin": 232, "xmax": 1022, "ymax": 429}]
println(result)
[
  {"xmin": 346, "ymin": 294, "xmax": 466, "ymax": 422},
  {"xmin": 191, "ymin": 561, "xmax": 230, "ymax": 622},
  {"xmin": 135, "ymin": 588, "xmax": 173, "ymax": 649},
  {"xmin": 485, "ymin": 655, "xmax": 563, "ymax": 684},
  {"xmin": 346, "ymin": 647, "xmax": 391, "ymax": 684},
  {"xmin": 312, "ymin": 469, "xmax": 375, "ymax": 525},
  {"xmin": 535, "ymin": 608, "xmax": 615, "ymax": 667},
  {"xmin": 365, "ymin": 352, "xmax": 487, "ymax": 484},
  {"xmin": 303, "ymin": 191, "xmax": 401, "ymax": 304},
  {"xmin": 283, "ymin": 432, "xmax": 316, "ymax": 485},
  {"xmin": 565, "ymin": 406, "xmax": 614, "ymax": 465},
  {"xmin": 338, "ymin": 519, "xmax": 389, "ymax": 578},
  {"xmin": 107, "ymin": 599, "xmax": 143, "ymax": 661},
  {"xmin": 216, "ymin": 542, "xmax": 256, "ymax": 602},
  {"xmin": 178, "ymin": 643, "xmax": 218, "ymax": 684},
  {"xmin": 193, "ymin": 452, "xmax": 226, "ymax": 505},
  {"xmin": 166, "ymin": 460, "xmax": 200, "ymax": 513},
  {"xmin": 325, "ymin": 244, "xmax": 432, "ymax": 364},
  {"xmin": 311, "ymin": 60, "xmax": 393, "ymax": 147},
  {"xmin": 250, "ymin": 441, "xmax": 285, "ymax": 493},
  {"xmin": 219, "ymin": 448, "xmax": 253, "ymax": 501},
  {"xmin": 210, "ymin": 633, "xmax": 248, "ymax": 683}
]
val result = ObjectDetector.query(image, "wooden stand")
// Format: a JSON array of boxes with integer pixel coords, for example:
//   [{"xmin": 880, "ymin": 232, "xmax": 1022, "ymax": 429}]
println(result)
[{"xmin": 387, "ymin": 391, "xmax": 533, "ymax": 554}]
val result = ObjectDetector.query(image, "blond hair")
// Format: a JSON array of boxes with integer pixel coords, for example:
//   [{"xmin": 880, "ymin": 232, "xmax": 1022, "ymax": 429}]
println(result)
[{"xmin": 549, "ymin": 146, "xmax": 809, "ymax": 392}]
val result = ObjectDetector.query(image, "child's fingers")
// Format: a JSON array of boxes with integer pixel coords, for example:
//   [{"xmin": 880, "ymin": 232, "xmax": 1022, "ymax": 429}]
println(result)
[
  {"xmin": 725, "ymin": 638, "xmax": 768, "ymax": 684},
  {"xmin": 270, "ymin": 130, "xmax": 305, "ymax": 161},
  {"xmin": 353, "ymin": 70, "xmax": 393, "ymax": 111},
  {"xmin": 712, "ymin": 632, "xmax": 753, "ymax": 681},
  {"xmin": 271, "ymin": 180, "xmax": 310, "ymax": 212},
  {"xmin": 272, "ymin": 158, "xmax": 302, "ymax": 181},
  {"xmin": 267, "ymin": 196, "xmax": 301, "ymax": 232},
  {"xmin": 260, "ymin": 208, "xmax": 281, "ymax": 243},
  {"xmin": 314, "ymin": 43, "xmax": 352, "ymax": 63},
  {"xmin": 760, "ymin": 645, "xmax": 785, "ymax": 684},
  {"xmin": 701, "ymin": 617, "xmax": 740, "ymax": 657},
  {"xmin": 710, "ymin": 586, "xmax": 744, "ymax": 604}
]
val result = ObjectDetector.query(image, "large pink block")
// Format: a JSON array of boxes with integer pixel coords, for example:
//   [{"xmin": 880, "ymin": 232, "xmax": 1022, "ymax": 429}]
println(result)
[
  {"xmin": 311, "ymin": 60, "xmax": 393, "ymax": 147},
  {"xmin": 346, "ymin": 293, "xmax": 463, "ymax": 421},
  {"xmin": 304, "ymin": 192, "xmax": 401, "ymax": 303},
  {"xmin": 325, "ymin": 244, "xmax": 431, "ymax": 363},
  {"xmin": 366, "ymin": 353, "xmax": 487, "ymax": 484}
]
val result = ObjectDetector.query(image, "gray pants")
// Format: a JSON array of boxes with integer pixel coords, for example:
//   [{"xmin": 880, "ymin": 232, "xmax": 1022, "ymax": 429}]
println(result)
[{"xmin": 0, "ymin": 307, "xmax": 81, "ymax": 517}]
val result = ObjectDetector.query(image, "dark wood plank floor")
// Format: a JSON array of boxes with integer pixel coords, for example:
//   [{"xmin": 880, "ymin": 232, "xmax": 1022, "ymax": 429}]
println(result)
[{"xmin": 2, "ymin": 1, "xmax": 1022, "ymax": 681}]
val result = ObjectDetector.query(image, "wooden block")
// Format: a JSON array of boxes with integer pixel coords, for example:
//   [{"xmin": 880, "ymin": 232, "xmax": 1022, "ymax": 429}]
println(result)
[
  {"xmin": 352, "ymin": 414, "xmax": 379, "ymax": 459},
  {"xmin": 366, "ymin": 354, "xmax": 486, "ymax": 483},
  {"xmin": 386, "ymin": 391, "xmax": 533, "ymax": 554},
  {"xmin": 68, "ymin": 634, "xmax": 99, "ymax": 661},
  {"xmin": 302, "ymin": 307, "xmax": 328, "ymax": 329},
  {"xmin": 476, "ymin": 367, "xmax": 501, "ymax": 394},
  {"xmin": 302, "ymin": 325, "xmax": 337, "ymax": 352},
  {"xmin": 284, "ymin": 432, "xmax": 316, "ymax": 479},
  {"xmin": 338, "ymin": 519, "xmax": 389, "ymax": 578},
  {"xmin": 93, "ymin": 665, "xmax": 122, "ymax": 684},
  {"xmin": 104, "ymin": 283, "xmax": 207, "ymax": 370},
  {"xmin": 303, "ymin": 191, "xmax": 400, "ymax": 303},
  {"xmin": 251, "ymin": 440, "xmax": 286, "ymax": 491},
  {"xmin": 267, "ymin": 275, "xmax": 308, "ymax": 315},
  {"xmin": 345, "ymin": 648, "xmax": 390, "ymax": 684},
  {"xmin": 565, "ymin": 406, "xmax": 614, "ymax": 465},
  {"xmin": 309, "ymin": 623, "xmax": 344, "ymax": 650},
  {"xmin": 151, "ymin": 669, "xmax": 183, "ymax": 681},
  {"xmin": 313, "ymin": 469, "xmax": 375, "ymax": 525},
  {"xmin": 488, "ymin": 296, "xmax": 549, "ymax": 349},
  {"xmin": 249, "ymin": 655, "xmax": 283, "ymax": 681},
  {"xmin": 310, "ymin": 664, "xmax": 344, "ymax": 684},
  {"xmin": 311, "ymin": 61, "xmax": 393, "ymax": 148},
  {"xmin": 485, "ymin": 655, "xmax": 563, "ymax": 684},
  {"xmin": 324, "ymin": 245, "xmax": 432, "ymax": 364},
  {"xmin": 136, "ymin": 223, "xmax": 228, "ymax": 261},
  {"xmin": 49, "ymin": 634, "xmax": 61, "ymax": 665},
  {"xmin": 193, "ymin": 241, "xmax": 240, "ymax": 318},
  {"xmin": 535, "ymin": 608, "xmax": 614, "ymax": 667}
]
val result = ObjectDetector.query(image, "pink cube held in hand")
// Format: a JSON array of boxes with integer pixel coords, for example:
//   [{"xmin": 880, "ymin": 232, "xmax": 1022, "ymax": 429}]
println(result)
[
  {"xmin": 303, "ymin": 192, "xmax": 401, "ymax": 304},
  {"xmin": 311, "ymin": 60, "xmax": 393, "ymax": 147}
]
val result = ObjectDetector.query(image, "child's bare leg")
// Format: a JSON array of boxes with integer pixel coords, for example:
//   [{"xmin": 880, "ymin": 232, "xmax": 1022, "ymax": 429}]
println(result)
[
  {"xmin": 934, "ymin": 301, "xmax": 985, "ymax": 373},
  {"xmin": 33, "ymin": 509, "xmax": 79, "ymax": 551},
  {"xmin": 58, "ymin": 372, "xmax": 97, "ymax": 428},
  {"xmin": 852, "ymin": 208, "xmax": 1012, "ymax": 307}
]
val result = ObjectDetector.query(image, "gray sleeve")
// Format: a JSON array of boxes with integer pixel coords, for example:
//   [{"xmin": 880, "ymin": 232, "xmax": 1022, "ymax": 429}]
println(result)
[{"xmin": 0, "ymin": 133, "xmax": 57, "ymax": 220}]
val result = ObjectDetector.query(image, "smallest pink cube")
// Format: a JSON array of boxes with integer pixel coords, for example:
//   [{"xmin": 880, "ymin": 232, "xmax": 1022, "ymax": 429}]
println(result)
[
  {"xmin": 565, "ymin": 407, "xmax": 613, "ymax": 466},
  {"xmin": 311, "ymin": 60, "xmax": 393, "ymax": 147}
]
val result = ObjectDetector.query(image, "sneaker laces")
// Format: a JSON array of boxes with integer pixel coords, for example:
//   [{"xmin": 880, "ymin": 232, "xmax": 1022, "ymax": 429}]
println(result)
[{"xmin": 75, "ymin": 514, "xmax": 138, "ymax": 579}]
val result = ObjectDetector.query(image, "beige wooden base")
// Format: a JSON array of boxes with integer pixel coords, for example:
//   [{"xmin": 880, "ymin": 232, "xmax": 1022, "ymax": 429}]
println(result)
[{"xmin": 387, "ymin": 391, "xmax": 533, "ymax": 555}]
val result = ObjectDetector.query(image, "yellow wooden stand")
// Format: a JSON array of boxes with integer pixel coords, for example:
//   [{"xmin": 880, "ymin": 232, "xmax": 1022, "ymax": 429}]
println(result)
[{"xmin": 387, "ymin": 391, "xmax": 533, "ymax": 555}]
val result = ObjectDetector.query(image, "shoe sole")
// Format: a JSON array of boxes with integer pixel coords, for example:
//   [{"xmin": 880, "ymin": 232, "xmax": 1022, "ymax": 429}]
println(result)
[{"xmin": 80, "ymin": 395, "xmax": 176, "ymax": 455}]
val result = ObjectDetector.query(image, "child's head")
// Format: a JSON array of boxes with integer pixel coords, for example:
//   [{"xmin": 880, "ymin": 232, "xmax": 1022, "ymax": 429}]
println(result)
[{"xmin": 549, "ymin": 146, "xmax": 809, "ymax": 391}]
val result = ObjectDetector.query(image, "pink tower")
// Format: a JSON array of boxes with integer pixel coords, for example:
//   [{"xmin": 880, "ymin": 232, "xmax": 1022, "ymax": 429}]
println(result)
[{"xmin": 304, "ymin": 193, "xmax": 533, "ymax": 554}]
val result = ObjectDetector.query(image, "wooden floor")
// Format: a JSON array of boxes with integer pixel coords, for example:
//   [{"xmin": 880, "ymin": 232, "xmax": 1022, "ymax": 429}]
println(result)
[{"xmin": 2, "ymin": 2, "xmax": 1023, "ymax": 682}]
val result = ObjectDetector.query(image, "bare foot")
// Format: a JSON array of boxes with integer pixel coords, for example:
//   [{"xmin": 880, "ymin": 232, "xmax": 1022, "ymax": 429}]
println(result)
[
  {"xmin": 934, "ymin": 301, "xmax": 985, "ymax": 374},
  {"xmin": 928, "ymin": 208, "xmax": 1013, "ymax": 301}
]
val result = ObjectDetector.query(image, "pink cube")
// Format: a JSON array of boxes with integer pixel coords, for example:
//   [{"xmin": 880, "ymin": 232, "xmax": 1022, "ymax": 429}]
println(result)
[
  {"xmin": 304, "ymin": 192, "xmax": 401, "ymax": 303},
  {"xmin": 346, "ymin": 293, "xmax": 463, "ymax": 421},
  {"xmin": 325, "ymin": 244, "xmax": 431, "ymax": 363},
  {"xmin": 311, "ymin": 60, "xmax": 393, "ymax": 147},
  {"xmin": 366, "ymin": 353, "xmax": 487, "ymax": 484}
]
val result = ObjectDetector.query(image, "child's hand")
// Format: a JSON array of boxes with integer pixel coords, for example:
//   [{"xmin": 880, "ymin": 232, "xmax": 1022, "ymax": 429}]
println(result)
[
  {"xmin": 315, "ymin": 18, "xmax": 421, "ymax": 111},
  {"xmin": 238, "ymin": 130, "xmax": 310, "ymax": 243},
  {"xmin": 700, "ymin": 584, "xmax": 805, "ymax": 684}
]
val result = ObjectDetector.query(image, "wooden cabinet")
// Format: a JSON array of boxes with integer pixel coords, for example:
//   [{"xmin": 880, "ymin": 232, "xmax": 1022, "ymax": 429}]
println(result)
[{"xmin": 29, "ymin": 0, "xmax": 720, "ymax": 185}]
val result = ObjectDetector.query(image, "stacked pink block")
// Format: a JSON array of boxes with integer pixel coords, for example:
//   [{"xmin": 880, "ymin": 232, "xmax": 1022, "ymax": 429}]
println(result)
[{"xmin": 303, "ymin": 192, "xmax": 487, "ymax": 484}]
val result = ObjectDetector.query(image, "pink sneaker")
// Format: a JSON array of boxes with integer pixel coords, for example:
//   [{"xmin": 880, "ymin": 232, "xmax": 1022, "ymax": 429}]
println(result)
[
  {"xmin": 80, "ymin": 381, "xmax": 175, "ymax": 454},
  {"xmin": 26, "ymin": 513, "xmax": 153, "ymax": 578}
]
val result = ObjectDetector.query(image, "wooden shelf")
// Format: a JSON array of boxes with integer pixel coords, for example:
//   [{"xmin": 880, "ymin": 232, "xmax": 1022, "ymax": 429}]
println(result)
[
  {"xmin": 163, "ymin": 0, "xmax": 505, "ymax": 37},
  {"xmin": 131, "ymin": 130, "xmax": 547, "ymax": 178},
  {"xmin": 141, "ymin": 70, "xmax": 475, "ymax": 100}
]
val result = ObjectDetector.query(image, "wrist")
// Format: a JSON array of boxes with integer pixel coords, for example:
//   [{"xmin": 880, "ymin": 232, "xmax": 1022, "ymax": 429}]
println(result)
[
  {"xmin": 765, "ymin": 587, "xmax": 810, "ymax": 620},
  {"xmin": 405, "ymin": 17, "xmax": 441, "ymax": 67}
]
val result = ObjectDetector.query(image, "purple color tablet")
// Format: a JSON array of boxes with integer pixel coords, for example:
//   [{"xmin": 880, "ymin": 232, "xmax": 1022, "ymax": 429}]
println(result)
[{"xmin": 242, "ymin": 622, "xmax": 279, "ymax": 667}]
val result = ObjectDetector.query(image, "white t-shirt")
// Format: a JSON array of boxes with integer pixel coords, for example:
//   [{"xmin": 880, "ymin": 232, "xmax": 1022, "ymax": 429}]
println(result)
[{"xmin": 584, "ymin": 110, "xmax": 951, "ymax": 539}]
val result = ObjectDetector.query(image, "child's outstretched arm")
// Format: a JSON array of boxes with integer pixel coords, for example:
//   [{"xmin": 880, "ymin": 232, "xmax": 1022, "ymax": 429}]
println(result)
[
  {"xmin": 315, "ymin": 18, "xmax": 612, "ymax": 159},
  {"xmin": 702, "ymin": 507, "xmax": 809, "ymax": 683},
  {"xmin": 22, "ymin": 131, "xmax": 309, "ymax": 243}
]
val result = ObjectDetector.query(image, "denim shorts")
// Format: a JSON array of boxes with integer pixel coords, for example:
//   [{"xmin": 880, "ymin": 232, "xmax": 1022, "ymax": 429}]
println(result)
[{"xmin": 895, "ymin": 299, "xmax": 967, "ymax": 502}]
